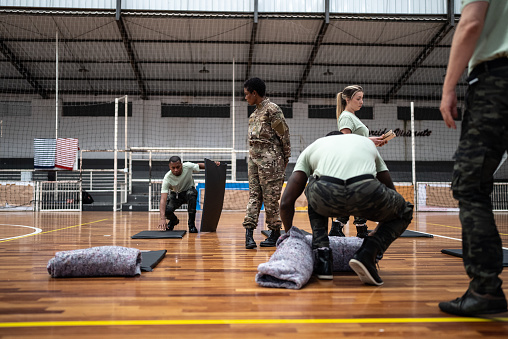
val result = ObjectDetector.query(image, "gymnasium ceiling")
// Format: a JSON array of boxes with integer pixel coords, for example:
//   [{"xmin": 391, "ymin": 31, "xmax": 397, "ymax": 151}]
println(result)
[{"xmin": 0, "ymin": 9, "xmax": 463, "ymax": 104}]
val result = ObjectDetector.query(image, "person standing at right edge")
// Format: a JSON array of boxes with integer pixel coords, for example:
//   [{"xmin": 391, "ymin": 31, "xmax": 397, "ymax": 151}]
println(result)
[
  {"xmin": 332, "ymin": 85, "xmax": 387, "ymax": 238},
  {"xmin": 242, "ymin": 77, "xmax": 291, "ymax": 249},
  {"xmin": 439, "ymin": 0, "xmax": 508, "ymax": 316}
]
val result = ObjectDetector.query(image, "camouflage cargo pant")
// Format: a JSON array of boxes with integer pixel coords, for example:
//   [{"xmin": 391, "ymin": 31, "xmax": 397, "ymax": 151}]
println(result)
[
  {"xmin": 243, "ymin": 144, "xmax": 285, "ymax": 231},
  {"xmin": 451, "ymin": 65, "xmax": 508, "ymax": 295},
  {"xmin": 305, "ymin": 176, "xmax": 413, "ymax": 250},
  {"xmin": 165, "ymin": 187, "xmax": 198, "ymax": 227}
]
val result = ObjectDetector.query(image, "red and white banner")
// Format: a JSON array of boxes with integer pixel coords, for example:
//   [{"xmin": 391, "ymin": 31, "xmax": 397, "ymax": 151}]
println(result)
[{"xmin": 55, "ymin": 138, "xmax": 79, "ymax": 170}]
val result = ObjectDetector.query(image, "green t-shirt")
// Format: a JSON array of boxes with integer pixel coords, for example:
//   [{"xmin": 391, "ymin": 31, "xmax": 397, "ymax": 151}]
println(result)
[
  {"xmin": 161, "ymin": 162, "xmax": 200, "ymax": 193},
  {"xmin": 294, "ymin": 134, "xmax": 388, "ymax": 180},
  {"xmin": 337, "ymin": 111, "xmax": 369, "ymax": 137},
  {"xmin": 462, "ymin": 0, "xmax": 508, "ymax": 74}
]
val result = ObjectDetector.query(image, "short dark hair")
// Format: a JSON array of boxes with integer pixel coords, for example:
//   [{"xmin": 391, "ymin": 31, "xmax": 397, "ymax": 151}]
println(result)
[
  {"xmin": 326, "ymin": 131, "xmax": 343, "ymax": 136},
  {"xmin": 169, "ymin": 156, "xmax": 182, "ymax": 163},
  {"xmin": 244, "ymin": 77, "xmax": 266, "ymax": 97}
]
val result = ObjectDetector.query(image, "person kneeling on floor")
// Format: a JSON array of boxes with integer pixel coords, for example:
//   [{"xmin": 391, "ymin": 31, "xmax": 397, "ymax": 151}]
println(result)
[
  {"xmin": 279, "ymin": 131, "xmax": 413, "ymax": 285},
  {"xmin": 158, "ymin": 156, "xmax": 219, "ymax": 233}
]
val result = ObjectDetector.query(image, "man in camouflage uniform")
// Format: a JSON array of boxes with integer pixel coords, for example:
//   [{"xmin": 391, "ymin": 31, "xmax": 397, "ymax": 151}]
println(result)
[
  {"xmin": 242, "ymin": 77, "xmax": 291, "ymax": 249},
  {"xmin": 439, "ymin": 0, "xmax": 508, "ymax": 316},
  {"xmin": 280, "ymin": 132, "xmax": 413, "ymax": 283}
]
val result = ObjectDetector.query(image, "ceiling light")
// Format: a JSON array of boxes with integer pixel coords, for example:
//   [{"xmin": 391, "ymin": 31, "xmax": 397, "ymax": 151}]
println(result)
[
  {"xmin": 199, "ymin": 64, "xmax": 210, "ymax": 74},
  {"xmin": 323, "ymin": 68, "xmax": 333, "ymax": 76}
]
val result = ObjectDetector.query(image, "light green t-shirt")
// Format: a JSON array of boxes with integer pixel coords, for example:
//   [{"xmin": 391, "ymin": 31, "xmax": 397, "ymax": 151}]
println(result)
[
  {"xmin": 161, "ymin": 162, "xmax": 200, "ymax": 193},
  {"xmin": 462, "ymin": 0, "xmax": 508, "ymax": 74},
  {"xmin": 294, "ymin": 134, "xmax": 388, "ymax": 180},
  {"xmin": 337, "ymin": 111, "xmax": 369, "ymax": 137}
]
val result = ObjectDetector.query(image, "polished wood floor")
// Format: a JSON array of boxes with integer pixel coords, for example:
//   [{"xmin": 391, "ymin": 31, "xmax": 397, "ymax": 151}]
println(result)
[{"xmin": 0, "ymin": 210, "xmax": 507, "ymax": 338}]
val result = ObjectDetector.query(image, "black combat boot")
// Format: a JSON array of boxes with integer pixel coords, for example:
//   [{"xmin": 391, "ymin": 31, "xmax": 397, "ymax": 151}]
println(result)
[
  {"xmin": 188, "ymin": 223, "xmax": 198, "ymax": 233},
  {"xmin": 313, "ymin": 247, "xmax": 333, "ymax": 280},
  {"xmin": 329, "ymin": 219, "xmax": 345, "ymax": 237},
  {"xmin": 356, "ymin": 224, "xmax": 369, "ymax": 238},
  {"xmin": 349, "ymin": 237, "xmax": 383, "ymax": 286},
  {"xmin": 166, "ymin": 217, "xmax": 179, "ymax": 231},
  {"xmin": 245, "ymin": 228, "xmax": 257, "ymax": 249},
  {"xmin": 439, "ymin": 288, "xmax": 508, "ymax": 316},
  {"xmin": 260, "ymin": 229, "xmax": 281, "ymax": 247},
  {"xmin": 188, "ymin": 212, "xmax": 198, "ymax": 233}
]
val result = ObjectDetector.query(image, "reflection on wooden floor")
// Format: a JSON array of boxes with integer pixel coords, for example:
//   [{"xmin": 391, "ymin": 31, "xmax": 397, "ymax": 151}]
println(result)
[{"xmin": 0, "ymin": 211, "xmax": 507, "ymax": 338}]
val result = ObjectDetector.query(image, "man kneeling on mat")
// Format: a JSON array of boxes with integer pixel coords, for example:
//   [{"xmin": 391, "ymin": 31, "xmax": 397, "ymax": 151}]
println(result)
[
  {"xmin": 158, "ymin": 156, "xmax": 219, "ymax": 233},
  {"xmin": 280, "ymin": 131, "xmax": 413, "ymax": 285}
]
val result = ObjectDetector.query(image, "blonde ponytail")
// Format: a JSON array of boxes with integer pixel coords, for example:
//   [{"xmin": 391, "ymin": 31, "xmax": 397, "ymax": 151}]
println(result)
[{"xmin": 336, "ymin": 92, "xmax": 346, "ymax": 122}]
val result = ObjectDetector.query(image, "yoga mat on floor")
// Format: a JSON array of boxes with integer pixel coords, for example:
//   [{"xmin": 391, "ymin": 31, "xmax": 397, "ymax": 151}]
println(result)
[
  {"xmin": 140, "ymin": 250, "xmax": 167, "ymax": 272},
  {"xmin": 200, "ymin": 158, "xmax": 227, "ymax": 232},
  {"xmin": 131, "ymin": 230, "xmax": 186, "ymax": 239},
  {"xmin": 261, "ymin": 229, "xmax": 312, "ymax": 237},
  {"xmin": 441, "ymin": 248, "xmax": 508, "ymax": 267},
  {"xmin": 366, "ymin": 229, "xmax": 433, "ymax": 238},
  {"xmin": 400, "ymin": 230, "xmax": 434, "ymax": 238}
]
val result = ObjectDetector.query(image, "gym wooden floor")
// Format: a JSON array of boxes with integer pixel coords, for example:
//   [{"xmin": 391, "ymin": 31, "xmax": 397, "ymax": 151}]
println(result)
[{"xmin": 0, "ymin": 211, "xmax": 507, "ymax": 338}]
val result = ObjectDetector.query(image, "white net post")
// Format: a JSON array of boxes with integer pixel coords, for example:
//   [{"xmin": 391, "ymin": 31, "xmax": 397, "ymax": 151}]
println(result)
[{"xmin": 411, "ymin": 102, "xmax": 416, "ymax": 211}]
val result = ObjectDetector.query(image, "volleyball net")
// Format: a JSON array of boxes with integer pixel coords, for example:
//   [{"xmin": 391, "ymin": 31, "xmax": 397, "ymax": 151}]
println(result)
[{"xmin": 1, "ymin": 8, "xmax": 507, "ymax": 213}]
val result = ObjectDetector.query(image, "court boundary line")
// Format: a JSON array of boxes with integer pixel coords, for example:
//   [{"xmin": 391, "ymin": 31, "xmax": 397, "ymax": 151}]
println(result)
[
  {"xmin": 0, "ymin": 317, "xmax": 507, "ymax": 328},
  {"xmin": 0, "ymin": 224, "xmax": 42, "ymax": 241},
  {"xmin": 0, "ymin": 219, "xmax": 109, "ymax": 243}
]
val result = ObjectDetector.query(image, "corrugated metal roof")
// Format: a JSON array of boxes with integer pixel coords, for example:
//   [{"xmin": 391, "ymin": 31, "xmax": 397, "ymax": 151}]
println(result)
[{"xmin": 0, "ymin": 0, "xmax": 462, "ymax": 14}]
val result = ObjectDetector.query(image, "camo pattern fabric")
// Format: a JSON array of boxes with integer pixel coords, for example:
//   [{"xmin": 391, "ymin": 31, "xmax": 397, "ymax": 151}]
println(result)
[
  {"xmin": 451, "ymin": 65, "xmax": 508, "ymax": 294},
  {"xmin": 47, "ymin": 246, "xmax": 142, "ymax": 278},
  {"xmin": 243, "ymin": 98, "xmax": 290, "ymax": 231},
  {"xmin": 305, "ymin": 176, "xmax": 413, "ymax": 250}
]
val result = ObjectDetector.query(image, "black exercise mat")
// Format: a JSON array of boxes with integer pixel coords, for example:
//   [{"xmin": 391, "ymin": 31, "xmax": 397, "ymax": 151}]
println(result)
[
  {"xmin": 400, "ymin": 230, "xmax": 434, "ymax": 238},
  {"xmin": 131, "ymin": 230, "xmax": 186, "ymax": 239},
  {"xmin": 200, "ymin": 158, "xmax": 227, "ymax": 232},
  {"xmin": 140, "ymin": 250, "xmax": 167, "ymax": 272},
  {"xmin": 366, "ymin": 229, "xmax": 433, "ymax": 238},
  {"xmin": 261, "ymin": 229, "xmax": 312, "ymax": 237},
  {"xmin": 442, "ymin": 248, "xmax": 508, "ymax": 267}
]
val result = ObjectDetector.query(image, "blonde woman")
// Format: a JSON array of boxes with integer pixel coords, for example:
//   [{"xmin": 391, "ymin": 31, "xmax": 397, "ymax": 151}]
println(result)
[{"xmin": 331, "ymin": 85, "xmax": 388, "ymax": 238}]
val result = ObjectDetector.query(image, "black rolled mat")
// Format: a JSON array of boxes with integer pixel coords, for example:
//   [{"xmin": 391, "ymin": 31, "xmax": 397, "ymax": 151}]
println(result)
[
  {"xmin": 261, "ymin": 229, "xmax": 312, "ymax": 237},
  {"xmin": 442, "ymin": 248, "xmax": 508, "ymax": 267},
  {"xmin": 131, "ymin": 230, "xmax": 186, "ymax": 239},
  {"xmin": 140, "ymin": 250, "xmax": 167, "ymax": 272},
  {"xmin": 200, "ymin": 158, "xmax": 227, "ymax": 232}
]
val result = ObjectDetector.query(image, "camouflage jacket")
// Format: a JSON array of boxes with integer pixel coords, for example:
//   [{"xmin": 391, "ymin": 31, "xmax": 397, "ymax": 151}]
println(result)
[{"xmin": 248, "ymin": 98, "xmax": 291, "ymax": 163}]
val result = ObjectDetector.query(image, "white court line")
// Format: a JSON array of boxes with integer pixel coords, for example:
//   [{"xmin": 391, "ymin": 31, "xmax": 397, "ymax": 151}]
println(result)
[
  {"xmin": 419, "ymin": 232, "xmax": 508, "ymax": 251},
  {"xmin": 0, "ymin": 224, "xmax": 43, "ymax": 241}
]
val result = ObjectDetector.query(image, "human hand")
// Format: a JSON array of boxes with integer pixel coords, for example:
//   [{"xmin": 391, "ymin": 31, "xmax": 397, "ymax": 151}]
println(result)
[
  {"xmin": 158, "ymin": 218, "xmax": 167, "ymax": 231},
  {"xmin": 370, "ymin": 136, "xmax": 387, "ymax": 147},
  {"xmin": 440, "ymin": 89, "xmax": 458, "ymax": 129}
]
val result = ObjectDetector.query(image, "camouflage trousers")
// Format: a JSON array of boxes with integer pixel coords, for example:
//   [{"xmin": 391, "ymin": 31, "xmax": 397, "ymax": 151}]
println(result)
[
  {"xmin": 243, "ymin": 145, "xmax": 285, "ymax": 230},
  {"xmin": 305, "ymin": 176, "xmax": 413, "ymax": 250},
  {"xmin": 451, "ymin": 65, "xmax": 508, "ymax": 294},
  {"xmin": 165, "ymin": 187, "xmax": 198, "ymax": 227}
]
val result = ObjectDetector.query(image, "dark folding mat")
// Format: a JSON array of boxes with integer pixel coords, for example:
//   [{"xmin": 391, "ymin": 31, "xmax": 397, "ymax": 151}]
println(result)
[
  {"xmin": 400, "ymin": 230, "xmax": 434, "ymax": 238},
  {"xmin": 441, "ymin": 248, "xmax": 508, "ymax": 267},
  {"xmin": 140, "ymin": 250, "xmax": 167, "ymax": 272},
  {"xmin": 200, "ymin": 158, "xmax": 227, "ymax": 232},
  {"xmin": 261, "ymin": 229, "xmax": 312, "ymax": 237},
  {"xmin": 131, "ymin": 230, "xmax": 186, "ymax": 239},
  {"xmin": 366, "ymin": 229, "xmax": 433, "ymax": 238}
]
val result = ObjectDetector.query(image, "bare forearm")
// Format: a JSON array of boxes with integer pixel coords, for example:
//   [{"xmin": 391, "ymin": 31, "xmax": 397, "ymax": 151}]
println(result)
[
  {"xmin": 443, "ymin": 3, "xmax": 487, "ymax": 93},
  {"xmin": 280, "ymin": 203, "xmax": 295, "ymax": 233}
]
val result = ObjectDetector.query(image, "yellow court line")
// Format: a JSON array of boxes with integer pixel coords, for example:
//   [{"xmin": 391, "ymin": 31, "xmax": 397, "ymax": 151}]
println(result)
[
  {"xmin": 0, "ymin": 317, "xmax": 507, "ymax": 328},
  {"xmin": 0, "ymin": 218, "xmax": 109, "ymax": 243}
]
